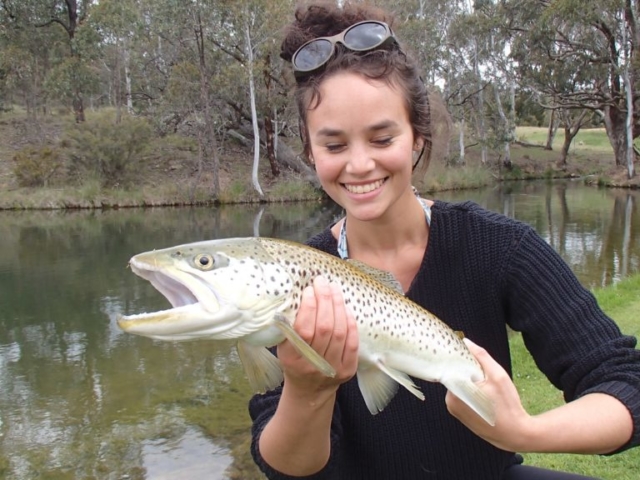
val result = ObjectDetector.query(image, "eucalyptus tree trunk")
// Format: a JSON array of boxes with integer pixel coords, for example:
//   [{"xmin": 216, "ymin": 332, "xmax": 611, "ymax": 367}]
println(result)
[
  {"xmin": 458, "ymin": 117, "xmax": 466, "ymax": 165},
  {"xmin": 473, "ymin": 41, "xmax": 487, "ymax": 164},
  {"xmin": 545, "ymin": 109, "xmax": 558, "ymax": 150},
  {"xmin": 623, "ymin": 7, "xmax": 636, "ymax": 179},
  {"xmin": 192, "ymin": 7, "xmax": 219, "ymax": 201},
  {"xmin": 494, "ymin": 86, "xmax": 511, "ymax": 168},
  {"xmin": 124, "ymin": 44, "xmax": 133, "ymax": 115},
  {"xmin": 245, "ymin": 18, "xmax": 264, "ymax": 197},
  {"xmin": 558, "ymin": 109, "xmax": 588, "ymax": 166},
  {"xmin": 263, "ymin": 55, "xmax": 280, "ymax": 176}
]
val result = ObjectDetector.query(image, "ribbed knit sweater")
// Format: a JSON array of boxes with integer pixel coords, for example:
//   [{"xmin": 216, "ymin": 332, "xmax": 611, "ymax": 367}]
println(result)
[{"xmin": 249, "ymin": 200, "xmax": 640, "ymax": 480}]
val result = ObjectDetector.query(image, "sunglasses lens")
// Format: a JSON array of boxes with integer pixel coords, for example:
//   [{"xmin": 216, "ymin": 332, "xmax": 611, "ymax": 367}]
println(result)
[
  {"xmin": 344, "ymin": 22, "xmax": 388, "ymax": 50},
  {"xmin": 294, "ymin": 38, "xmax": 333, "ymax": 71}
]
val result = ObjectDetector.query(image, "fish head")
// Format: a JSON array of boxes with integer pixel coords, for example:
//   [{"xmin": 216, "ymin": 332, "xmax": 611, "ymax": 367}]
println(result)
[{"xmin": 117, "ymin": 238, "xmax": 295, "ymax": 342}]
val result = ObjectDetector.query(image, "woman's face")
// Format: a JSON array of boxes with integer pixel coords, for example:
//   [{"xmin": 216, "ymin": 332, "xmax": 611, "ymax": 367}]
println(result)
[{"xmin": 306, "ymin": 72, "xmax": 421, "ymax": 223}]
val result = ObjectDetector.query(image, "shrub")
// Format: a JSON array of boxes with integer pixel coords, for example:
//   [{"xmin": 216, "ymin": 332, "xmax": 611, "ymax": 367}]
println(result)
[
  {"xmin": 64, "ymin": 112, "xmax": 153, "ymax": 187},
  {"xmin": 12, "ymin": 146, "xmax": 63, "ymax": 187}
]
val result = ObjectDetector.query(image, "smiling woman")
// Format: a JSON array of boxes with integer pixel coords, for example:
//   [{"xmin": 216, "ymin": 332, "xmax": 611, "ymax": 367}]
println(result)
[
  {"xmin": 248, "ymin": 2, "xmax": 640, "ymax": 480},
  {"xmin": 307, "ymin": 72, "xmax": 421, "ymax": 226}
]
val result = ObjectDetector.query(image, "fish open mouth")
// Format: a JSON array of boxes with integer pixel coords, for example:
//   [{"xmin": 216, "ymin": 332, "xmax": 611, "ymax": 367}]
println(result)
[
  {"xmin": 130, "ymin": 261, "xmax": 199, "ymax": 309},
  {"xmin": 117, "ymin": 259, "xmax": 225, "ymax": 338}
]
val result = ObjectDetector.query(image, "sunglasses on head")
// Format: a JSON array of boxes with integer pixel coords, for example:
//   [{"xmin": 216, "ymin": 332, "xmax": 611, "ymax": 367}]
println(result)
[{"xmin": 292, "ymin": 20, "xmax": 398, "ymax": 78}]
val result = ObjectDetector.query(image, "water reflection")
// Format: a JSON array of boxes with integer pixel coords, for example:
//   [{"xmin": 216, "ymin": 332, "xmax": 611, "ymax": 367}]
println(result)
[
  {"xmin": 0, "ymin": 182, "xmax": 638, "ymax": 479},
  {"xmin": 436, "ymin": 181, "xmax": 639, "ymax": 287},
  {"xmin": 142, "ymin": 427, "xmax": 233, "ymax": 480}
]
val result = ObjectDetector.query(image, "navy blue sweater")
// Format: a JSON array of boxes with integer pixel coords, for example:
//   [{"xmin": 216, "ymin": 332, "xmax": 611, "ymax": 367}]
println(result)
[{"xmin": 249, "ymin": 200, "xmax": 640, "ymax": 479}]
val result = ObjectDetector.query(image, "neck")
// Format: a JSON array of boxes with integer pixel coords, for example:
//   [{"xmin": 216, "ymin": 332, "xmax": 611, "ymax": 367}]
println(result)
[{"xmin": 344, "ymin": 193, "xmax": 428, "ymax": 255}]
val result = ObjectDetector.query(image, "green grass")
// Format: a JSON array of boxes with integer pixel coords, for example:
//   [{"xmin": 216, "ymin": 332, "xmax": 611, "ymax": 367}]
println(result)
[
  {"xmin": 516, "ymin": 127, "xmax": 613, "ymax": 153},
  {"xmin": 513, "ymin": 274, "xmax": 640, "ymax": 478},
  {"xmin": 419, "ymin": 164, "xmax": 494, "ymax": 192}
]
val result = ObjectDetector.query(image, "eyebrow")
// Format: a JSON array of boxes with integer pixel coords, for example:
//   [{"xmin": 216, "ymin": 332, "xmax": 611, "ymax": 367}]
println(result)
[{"xmin": 315, "ymin": 120, "xmax": 400, "ymax": 138}]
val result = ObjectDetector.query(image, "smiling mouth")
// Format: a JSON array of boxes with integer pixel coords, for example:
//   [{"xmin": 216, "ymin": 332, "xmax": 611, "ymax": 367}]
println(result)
[{"xmin": 343, "ymin": 178, "xmax": 386, "ymax": 194}]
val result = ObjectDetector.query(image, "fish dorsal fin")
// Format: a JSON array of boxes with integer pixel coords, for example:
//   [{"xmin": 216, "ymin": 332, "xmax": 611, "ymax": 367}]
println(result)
[{"xmin": 346, "ymin": 259, "xmax": 404, "ymax": 294}]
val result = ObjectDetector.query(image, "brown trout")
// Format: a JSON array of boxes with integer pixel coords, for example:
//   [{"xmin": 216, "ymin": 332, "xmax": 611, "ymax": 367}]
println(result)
[{"xmin": 118, "ymin": 237, "xmax": 495, "ymax": 425}]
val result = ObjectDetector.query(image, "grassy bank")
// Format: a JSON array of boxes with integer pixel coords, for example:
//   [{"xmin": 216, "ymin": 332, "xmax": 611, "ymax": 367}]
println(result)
[
  {"xmin": 513, "ymin": 274, "xmax": 640, "ymax": 478},
  {"xmin": 0, "ymin": 113, "xmax": 638, "ymax": 210}
]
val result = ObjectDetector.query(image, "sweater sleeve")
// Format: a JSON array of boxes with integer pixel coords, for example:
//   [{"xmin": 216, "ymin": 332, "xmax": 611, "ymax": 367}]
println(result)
[
  {"xmin": 503, "ymin": 227, "xmax": 640, "ymax": 453},
  {"xmin": 248, "ymin": 383, "xmax": 344, "ymax": 479}
]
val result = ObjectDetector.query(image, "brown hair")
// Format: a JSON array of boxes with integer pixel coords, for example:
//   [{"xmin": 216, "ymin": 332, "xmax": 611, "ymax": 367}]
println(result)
[{"xmin": 281, "ymin": 1, "xmax": 433, "ymax": 172}]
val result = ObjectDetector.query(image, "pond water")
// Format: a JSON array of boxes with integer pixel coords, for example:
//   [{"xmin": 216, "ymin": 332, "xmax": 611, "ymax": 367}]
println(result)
[{"xmin": 0, "ymin": 180, "xmax": 638, "ymax": 479}]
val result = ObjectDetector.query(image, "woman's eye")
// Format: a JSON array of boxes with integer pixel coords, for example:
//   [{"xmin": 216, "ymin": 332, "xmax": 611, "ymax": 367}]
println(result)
[
  {"xmin": 373, "ymin": 137, "xmax": 393, "ymax": 146},
  {"xmin": 326, "ymin": 144, "xmax": 346, "ymax": 152}
]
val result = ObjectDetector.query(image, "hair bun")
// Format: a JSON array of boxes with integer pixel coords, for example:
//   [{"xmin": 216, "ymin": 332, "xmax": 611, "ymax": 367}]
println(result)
[{"xmin": 280, "ymin": 1, "xmax": 391, "ymax": 62}]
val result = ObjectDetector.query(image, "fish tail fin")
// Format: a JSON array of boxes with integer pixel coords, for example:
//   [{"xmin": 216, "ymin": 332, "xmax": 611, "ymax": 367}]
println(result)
[
  {"xmin": 237, "ymin": 341, "xmax": 284, "ymax": 393},
  {"xmin": 445, "ymin": 377, "xmax": 496, "ymax": 426}
]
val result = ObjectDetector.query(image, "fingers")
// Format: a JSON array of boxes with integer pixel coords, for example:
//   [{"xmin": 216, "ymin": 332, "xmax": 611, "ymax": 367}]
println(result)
[
  {"xmin": 464, "ymin": 338, "xmax": 510, "ymax": 383},
  {"xmin": 311, "ymin": 276, "xmax": 337, "ymax": 356},
  {"xmin": 295, "ymin": 284, "xmax": 318, "ymax": 345},
  {"xmin": 289, "ymin": 276, "xmax": 358, "ymax": 378}
]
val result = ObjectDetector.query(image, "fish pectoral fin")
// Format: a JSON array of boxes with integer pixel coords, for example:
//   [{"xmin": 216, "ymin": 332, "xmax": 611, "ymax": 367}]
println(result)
[
  {"xmin": 273, "ymin": 314, "xmax": 336, "ymax": 378},
  {"xmin": 443, "ymin": 377, "xmax": 496, "ymax": 426},
  {"xmin": 236, "ymin": 341, "xmax": 283, "ymax": 393}
]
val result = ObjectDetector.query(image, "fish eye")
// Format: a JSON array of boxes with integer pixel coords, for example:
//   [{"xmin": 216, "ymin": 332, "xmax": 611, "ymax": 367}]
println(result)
[{"xmin": 194, "ymin": 254, "xmax": 215, "ymax": 270}]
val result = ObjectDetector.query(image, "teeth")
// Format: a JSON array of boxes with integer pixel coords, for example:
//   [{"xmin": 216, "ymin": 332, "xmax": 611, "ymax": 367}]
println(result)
[{"xmin": 345, "ymin": 179, "xmax": 384, "ymax": 194}]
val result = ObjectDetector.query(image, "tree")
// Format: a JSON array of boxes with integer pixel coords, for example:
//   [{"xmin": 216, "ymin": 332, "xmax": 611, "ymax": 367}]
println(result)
[
  {"xmin": 34, "ymin": 0, "xmax": 94, "ymax": 122},
  {"xmin": 508, "ymin": 0, "xmax": 638, "ymax": 176}
]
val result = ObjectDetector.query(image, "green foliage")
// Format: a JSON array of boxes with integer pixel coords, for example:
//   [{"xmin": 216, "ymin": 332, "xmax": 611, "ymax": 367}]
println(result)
[
  {"xmin": 218, "ymin": 179, "xmax": 250, "ymax": 203},
  {"xmin": 44, "ymin": 57, "xmax": 99, "ymax": 103},
  {"xmin": 64, "ymin": 111, "xmax": 153, "ymax": 187},
  {"xmin": 12, "ymin": 146, "xmax": 63, "ymax": 187}
]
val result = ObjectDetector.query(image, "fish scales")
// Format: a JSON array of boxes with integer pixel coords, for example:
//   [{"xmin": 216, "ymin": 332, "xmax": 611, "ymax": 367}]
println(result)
[
  {"xmin": 118, "ymin": 237, "xmax": 495, "ymax": 425},
  {"xmin": 259, "ymin": 238, "xmax": 471, "ymax": 360}
]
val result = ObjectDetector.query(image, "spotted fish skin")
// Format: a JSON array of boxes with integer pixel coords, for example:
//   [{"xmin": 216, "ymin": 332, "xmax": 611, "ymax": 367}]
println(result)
[{"xmin": 118, "ymin": 237, "xmax": 495, "ymax": 425}]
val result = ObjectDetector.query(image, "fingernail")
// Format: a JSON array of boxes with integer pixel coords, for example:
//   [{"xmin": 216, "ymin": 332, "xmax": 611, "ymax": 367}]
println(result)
[{"xmin": 314, "ymin": 275, "xmax": 329, "ymax": 287}]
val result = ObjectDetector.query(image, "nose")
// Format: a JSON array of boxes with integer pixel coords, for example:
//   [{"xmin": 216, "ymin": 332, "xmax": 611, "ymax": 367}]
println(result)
[{"xmin": 345, "ymin": 144, "xmax": 375, "ymax": 175}]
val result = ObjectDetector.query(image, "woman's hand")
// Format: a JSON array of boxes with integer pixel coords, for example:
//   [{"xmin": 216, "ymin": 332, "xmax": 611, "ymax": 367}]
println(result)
[
  {"xmin": 260, "ymin": 276, "xmax": 359, "ymax": 475},
  {"xmin": 277, "ymin": 275, "xmax": 359, "ymax": 398},
  {"xmin": 446, "ymin": 339, "xmax": 633, "ymax": 455},
  {"xmin": 445, "ymin": 339, "xmax": 533, "ymax": 452}
]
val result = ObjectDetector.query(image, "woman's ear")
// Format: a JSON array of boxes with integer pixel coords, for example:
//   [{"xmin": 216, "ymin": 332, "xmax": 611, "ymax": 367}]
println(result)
[{"xmin": 414, "ymin": 139, "xmax": 424, "ymax": 152}]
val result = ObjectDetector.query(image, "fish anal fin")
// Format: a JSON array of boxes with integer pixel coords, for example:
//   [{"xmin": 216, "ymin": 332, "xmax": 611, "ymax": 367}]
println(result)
[
  {"xmin": 237, "ymin": 341, "xmax": 283, "ymax": 393},
  {"xmin": 273, "ymin": 314, "xmax": 336, "ymax": 378},
  {"xmin": 444, "ymin": 377, "xmax": 496, "ymax": 426}
]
